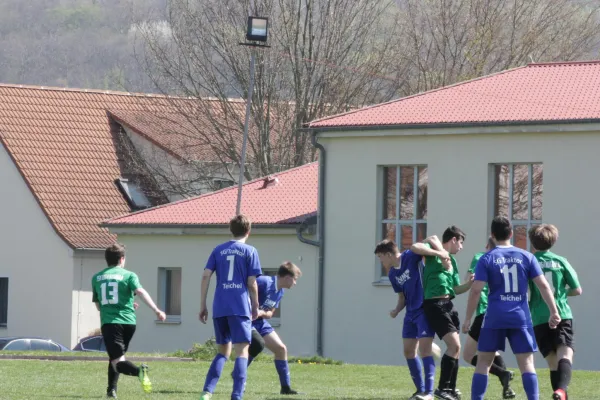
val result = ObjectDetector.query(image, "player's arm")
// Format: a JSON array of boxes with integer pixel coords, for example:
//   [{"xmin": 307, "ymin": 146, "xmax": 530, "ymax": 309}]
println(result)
[
  {"xmin": 258, "ymin": 308, "xmax": 275, "ymax": 319},
  {"xmin": 454, "ymin": 277, "xmax": 474, "ymax": 295},
  {"xmin": 94, "ymin": 302, "xmax": 100, "ymax": 312},
  {"xmin": 462, "ymin": 280, "xmax": 484, "ymax": 333},
  {"xmin": 424, "ymin": 235, "xmax": 444, "ymax": 251},
  {"xmin": 390, "ymin": 292, "xmax": 405, "ymax": 319},
  {"xmin": 199, "ymin": 268, "xmax": 213, "ymax": 324},
  {"xmin": 134, "ymin": 287, "xmax": 166, "ymax": 321},
  {"xmin": 410, "ymin": 241, "xmax": 449, "ymax": 260},
  {"xmin": 563, "ymin": 260, "xmax": 583, "ymax": 297},
  {"xmin": 248, "ymin": 276, "xmax": 259, "ymax": 320}
]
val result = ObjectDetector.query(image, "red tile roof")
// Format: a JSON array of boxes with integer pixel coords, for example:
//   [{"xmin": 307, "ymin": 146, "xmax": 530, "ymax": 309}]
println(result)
[
  {"xmin": 104, "ymin": 162, "xmax": 318, "ymax": 226},
  {"xmin": 310, "ymin": 61, "xmax": 600, "ymax": 128},
  {"xmin": 0, "ymin": 84, "xmax": 258, "ymax": 248}
]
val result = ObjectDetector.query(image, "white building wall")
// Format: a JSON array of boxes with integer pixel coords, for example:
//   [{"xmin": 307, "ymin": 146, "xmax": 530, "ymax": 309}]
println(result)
[
  {"xmin": 0, "ymin": 144, "xmax": 74, "ymax": 347},
  {"xmin": 113, "ymin": 230, "xmax": 318, "ymax": 357},
  {"xmin": 320, "ymin": 129, "xmax": 600, "ymax": 370}
]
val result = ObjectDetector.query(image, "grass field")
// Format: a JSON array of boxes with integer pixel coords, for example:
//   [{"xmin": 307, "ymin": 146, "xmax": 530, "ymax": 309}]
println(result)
[{"xmin": 0, "ymin": 358, "xmax": 598, "ymax": 399}]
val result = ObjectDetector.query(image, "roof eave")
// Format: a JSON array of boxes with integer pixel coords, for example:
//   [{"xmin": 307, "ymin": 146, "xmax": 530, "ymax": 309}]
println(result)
[{"xmin": 100, "ymin": 222, "xmax": 301, "ymax": 229}]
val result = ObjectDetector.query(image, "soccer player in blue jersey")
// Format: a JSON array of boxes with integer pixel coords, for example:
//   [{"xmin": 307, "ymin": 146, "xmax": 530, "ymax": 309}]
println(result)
[
  {"xmin": 245, "ymin": 261, "xmax": 302, "ymax": 395},
  {"xmin": 375, "ymin": 238, "xmax": 442, "ymax": 400},
  {"xmin": 199, "ymin": 215, "xmax": 262, "ymax": 400},
  {"xmin": 463, "ymin": 216, "xmax": 560, "ymax": 400}
]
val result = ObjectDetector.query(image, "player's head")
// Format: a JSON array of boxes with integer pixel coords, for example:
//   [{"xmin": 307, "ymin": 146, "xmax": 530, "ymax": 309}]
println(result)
[
  {"xmin": 486, "ymin": 236, "xmax": 496, "ymax": 251},
  {"xmin": 105, "ymin": 243, "xmax": 126, "ymax": 267},
  {"xmin": 230, "ymin": 214, "xmax": 251, "ymax": 238},
  {"xmin": 528, "ymin": 224, "xmax": 558, "ymax": 251},
  {"xmin": 490, "ymin": 215, "xmax": 513, "ymax": 241},
  {"xmin": 277, "ymin": 261, "xmax": 302, "ymax": 289},
  {"xmin": 373, "ymin": 239, "xmax": 400, "ymax": 269},
  {"xmin": 442, "ymin": 225, "xmax": 466, "ymax": 254}
]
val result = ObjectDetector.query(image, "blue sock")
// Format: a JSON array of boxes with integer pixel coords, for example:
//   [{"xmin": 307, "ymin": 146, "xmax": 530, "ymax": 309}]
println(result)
[
  {"xmin": 274, "ymin": 359, "xmax": 291, "ymax": 387},
  {"xmin": 471, "ymin": 373, "xmax": 488, "ymax": 400},
  {"xmin": 231, "ymin": 357, "xmax": 248, "ymax": 400},
  {"xmin": 407, "ymin": 357, "xmax": 425, "ymax": 393},
  {"xmin": 203, "ymin": 353, "xmax": 227, "ymax": 393},
  {"xmin": 247, "ymin": 356, "xmax": 254, "ymax": 367},
  {"xmin": 422, "ymin": 356, "xmax": 435, "ymax": 394},
  {"xmin": 522, "ymin": 372, "xmax": 539, "ymax": 400}
]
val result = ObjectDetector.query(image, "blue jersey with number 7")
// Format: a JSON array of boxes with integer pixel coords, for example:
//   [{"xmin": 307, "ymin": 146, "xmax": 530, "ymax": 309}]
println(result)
[
  {"xmin": 475, "ymin": 245, "xmax": 542, "ymax": 329},
  {"xmin": 205, "ymin": 240, "xmax": 263, "ymax": 318}
]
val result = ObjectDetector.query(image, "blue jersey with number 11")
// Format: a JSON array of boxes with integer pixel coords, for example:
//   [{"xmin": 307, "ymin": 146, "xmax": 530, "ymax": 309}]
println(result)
[
  {"xmin": 205, "ymin": 240, "xmax": 262, "ymax": 318},
  {"xmin": 475, "ymin": 245, "xmax": 542, "ymax": 329}
]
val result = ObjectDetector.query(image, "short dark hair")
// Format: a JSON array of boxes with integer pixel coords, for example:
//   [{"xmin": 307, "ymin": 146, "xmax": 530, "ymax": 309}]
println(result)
[
  {"xmin": 373, "ymin": 239, "xmax": 399, "ymax": 255},
  {"xmin": 528, "ymin": 224, "xmax": 558, "ymax": 251},
  {"xmin": 491, "ymin": 215, "xmax": 512, "ymax": 241},
  {"xmin": 105, "ymin": 243, "xmax": 125, "ymax": 266},
  {"xmin": 230, "ymin": 214, "xmax": 251, "ymax": 237},
  {"xmin": 278, "ymin": 261, "xmax": 302, "ymax": 278},
  {"xmin": 442, "ymin": 226, "xmax": 466, "ymax": 243}
]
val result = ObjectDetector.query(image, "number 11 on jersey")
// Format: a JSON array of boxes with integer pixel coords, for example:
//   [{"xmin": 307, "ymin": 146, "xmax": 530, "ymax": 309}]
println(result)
[{"xmin": 502, "ymin": 264, "xmax": 519, "ymax": 293}]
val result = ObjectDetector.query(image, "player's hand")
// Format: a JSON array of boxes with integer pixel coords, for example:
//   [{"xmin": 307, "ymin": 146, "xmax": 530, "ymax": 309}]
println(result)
[
  {"xmin": 199, "ymin": 307, "xmax": 209, "ymax": 324},
  {"xmin": 441, "ymin": 257, "xmax": 453, "ymax": 271},
  {"xmin": 549, "ymin": 312, "xmax": 561, "ymax": 329},
  {"xmin": 133, "ymin": 302, "xmax": 139, "ymax": 310},
  {"xmin": 156, "ymin": 310, "xmax": 166, "ymax": 321},
  {"xmin": 465, "ymin": 274, "xmax": 475, "ymax": 286},
  {"xmin": 462, "ymin": 319, "xmax": 471, "ymax": 334},
  {"xmin": 436, "ymin": 250, "xmax": 450, "ymax": 260},
  {"xmin": 389, "ymin": 309, "xmax": 400, "ymax": 319},
  {"xmin": 251, "ymin": 306, "xmax": 259, "ymax": 321}
]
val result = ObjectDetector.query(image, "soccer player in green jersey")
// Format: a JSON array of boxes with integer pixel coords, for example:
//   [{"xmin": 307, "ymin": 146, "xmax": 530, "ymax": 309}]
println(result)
[
  {"xmin": 411, "ymin": 226, "xmax": 473, "ymax": 400},
  {"xmin": 92, "ymin": 243, "xmax": 166, "ymax": 398},
  {"xmin": 528, "ymin": 225, "xmax": 582, "ymax": 400},
  {"xmin": 463, "ymin": 237, "xmax": 515, "ymax": 399}
]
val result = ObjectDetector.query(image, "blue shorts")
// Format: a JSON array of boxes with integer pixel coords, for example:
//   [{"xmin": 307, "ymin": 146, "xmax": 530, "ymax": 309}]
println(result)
[
  {"xmin": 478, "ymin": 327, "xmax": 538, "ymax": 354},
  {"xmin": 213, "ymin": 316, "xmax": 252, "ymax": 344},
  {"xmin": 403, "ymin": 311, "xmax": 435, "ymax": 339},
  {"xmin": 252, "ymin": 318, "xmax": 275, "ymax": 337}
]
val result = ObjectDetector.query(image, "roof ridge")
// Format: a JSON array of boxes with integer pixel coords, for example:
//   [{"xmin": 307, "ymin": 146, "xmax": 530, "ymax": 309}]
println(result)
[
  {"xmin": 0, "ymin": 83, "xmax": 248, "ymax": 102},
  {"xmin": 527, "ymin": 60, "xmax": 600, "ymax": 67},
  {"xmin": 309, "ymin": 64, "xmax": 530, "ymax": 127},
  {"xmin": 104, "ymin": 161, "xmax": 319, "ymax": 224}
]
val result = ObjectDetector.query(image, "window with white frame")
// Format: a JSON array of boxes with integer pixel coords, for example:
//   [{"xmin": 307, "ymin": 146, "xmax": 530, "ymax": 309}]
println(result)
[
  {"xmin": 380, "ymin": 166, "xmax": 428, "ymax": 277},
  {"xmin": 492, "ymin": 164, "xmax": 543, "ymax": 251},
  {"xmin": 0, "ymin": 278, "xmax": 7, "ymax": 327},
  {"xmin": 261, "ymin": 270, "xmax": 281, "ymax": 326},
  {"xmin": 157, "ymin": 268, "xmax": 182, "ymax": 322}
]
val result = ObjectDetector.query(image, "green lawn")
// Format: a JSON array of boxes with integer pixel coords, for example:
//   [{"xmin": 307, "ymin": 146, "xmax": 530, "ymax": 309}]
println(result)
[{"xmin": 0, "ymin": 358, "xmax": 598, "ymax": 399}]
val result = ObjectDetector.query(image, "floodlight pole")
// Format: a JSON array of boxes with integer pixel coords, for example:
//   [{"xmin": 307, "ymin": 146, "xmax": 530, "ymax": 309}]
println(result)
[{"xmin": 235, "ymin": 49, "xmax": 256, "ymax": 216}]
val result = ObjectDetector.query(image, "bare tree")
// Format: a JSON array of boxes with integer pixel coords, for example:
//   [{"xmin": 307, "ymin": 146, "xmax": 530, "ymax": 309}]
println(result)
[
  {"xmin": 395, "ymin": 0, "xmax": 600, "ymax": 94},
  {"xmin": 134, "ymin": 0, "xmax": 402, "ymax": 188}
]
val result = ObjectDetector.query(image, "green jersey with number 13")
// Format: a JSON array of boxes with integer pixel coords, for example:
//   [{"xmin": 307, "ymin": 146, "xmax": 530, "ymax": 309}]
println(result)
[{"xmin": 92, "ymin": 266, "xmax": 142, "ymax": 325}]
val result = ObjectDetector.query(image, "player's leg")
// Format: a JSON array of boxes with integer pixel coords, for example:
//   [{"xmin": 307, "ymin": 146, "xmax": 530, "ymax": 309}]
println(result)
[
  {"xmin": 120, "ymin": 325, "xmax": 152, "ymax": 394},
  {"xmin": 553, "ymin": 320, "xmax": 575, "ymax": 400},
  {"xmin": 201, "ymin": 317, "xmax": 232, "ymax": 399},
  {"xmin": 247, "ymin": 328, "xmax": 265, "ymax": 367},
  {"xmin": 466, "ymin": 315, "xmax": 515, "ymax": 399},
  {"xmin": 472, "ymin": 327, "xmax": 506, "ymax": 400},
  {"xmin": 103, "ymin": 324, "xmax": 144, "ymax": 390},
  {"xmin": 423, "ymin": 299, "xmax": 459, "ymax": 400},
  {"xmin": 101, "ymin": 324, "xmax": 120, "ymax": 398},
  {"xmin": 447, "ymin": 308, "xmax": 462, "ymax": 397},
  {"xmin": 534, "ymin": 322, "xmax": 558, "ymax": 393},
  {"xmin": 509, "ymin": 327, "xmax": 539, "ymax": 400},
  {"xmin": 263, "ymin": 330, "xmax": 298, "ymax": 395},
  {"xmin": 403, "ymin": 316, "xmax": 426, "ymax": 398},
  {"xmin": 230, "ymin": 316, "xmax": 252, "ymax": 400},
  {"xmin": 417, "ymin": 335, "xmax": 436, "ymax": 400}
]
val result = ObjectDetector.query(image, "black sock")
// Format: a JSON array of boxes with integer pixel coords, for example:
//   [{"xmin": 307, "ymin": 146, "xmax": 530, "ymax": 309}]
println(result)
[
  {"xmin": 472, "ymin": 355, "xmax": 507, "ymax": 379},
  {"xmin": 494, "ymin": 355, "xmax": 507, "ymax": 370},
  {"xmin": 116, "ymin": 360, "xmax": 140, "ymax": 377},
  {"xmin": 557, "ymin": 359, "xmax": 572, "ymax": 391},
  {"xmin": 450, "ymin": 357, "xmax": 459, "ymax": 390},
  {"xmin": 439, "ymin": 354, "xmax": 457, "ymax": 390},
  {"xmin": 108, "ymin": 362, "xmax": 120, "ymax": 391},
  {"xmin": 550, "ymin": 370, "xmax": 559, "ymax": 391},
  {"xmin": 470, "ymin": 355, "xmax": 478, "ymax": 367}
]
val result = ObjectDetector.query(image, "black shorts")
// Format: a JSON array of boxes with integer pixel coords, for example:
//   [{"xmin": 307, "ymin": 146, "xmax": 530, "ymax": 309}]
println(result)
[
  {"xmin": 423, "ymin": 298, "xmax": 460, "ymax": 340},
  {"xmin": 533, "ymin": 319, "xmax": 574, "ymax": 358},
  {"xmin": 468, "ymin": 313, "xmax": 485, "ymax": 341},
  {"xmin": 101, "ymin": 323, "xmax": 136, "ymax": 360}
]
